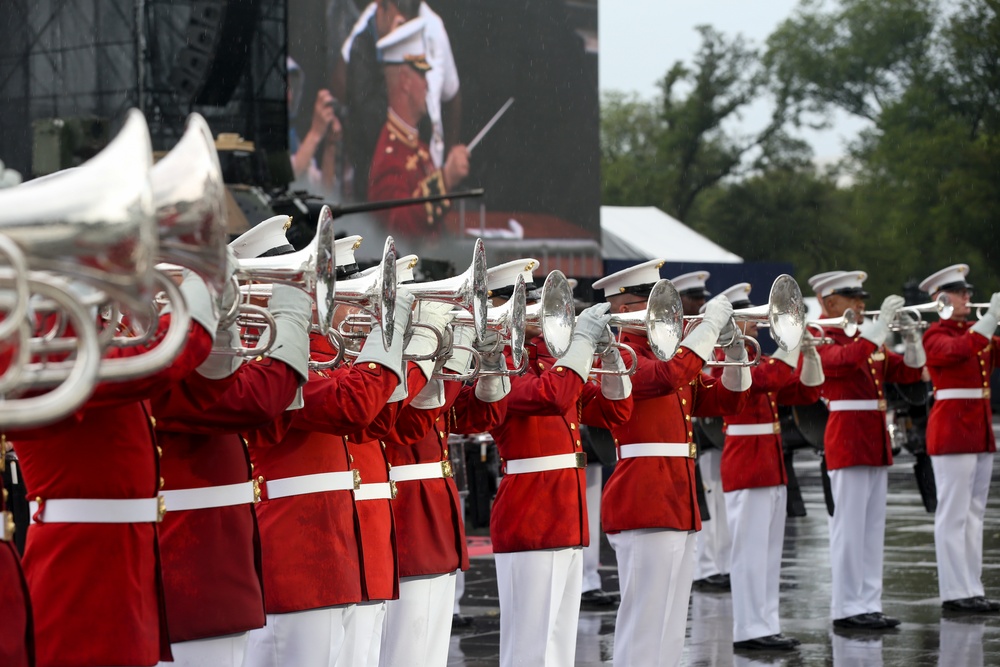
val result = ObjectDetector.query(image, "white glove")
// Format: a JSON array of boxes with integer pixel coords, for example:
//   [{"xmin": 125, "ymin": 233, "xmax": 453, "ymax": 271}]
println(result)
[
  {"xmin": 475, "ymin": 373, "xmax": 511, "ymax": 403},
  {"xmin": 799, "ymin": 333, "xmax": 825, "ymax": 387},
  {"xmin": 356, "ymin": 291, "xmax": 415, "ymax": 391},
  {"xmin": 972, "ymin": 292, "xmax": 1000, "ymax": 338},
  {"xmin": 903, "ymin": 327, "xmax": 926, "ymax": 369},
  {"xmin": 860, "ymin": 294, "xmax": 903, "ymax": 347},
  {"xmin": 405, "ymin": 301, "xmax": 455, "ymax": 381},
  {"xmin": 410, "ymin": 378, "xmax": 447, "ymax": 410},
  {"xmin": 599, "ymin": 347, "xmax": 632, "ymax": 400},
  {"xmin": 178, "ymin": 270, "xmax": 220, "ymax": 338},
  {"xmin": 721, "ymin": 336, "xmax": 751, "ymax": 391},
  {"xmin": 681, "ymin": 296, "xmax": 733, "ymax": 361},
  {"xmin": 265, "ymin": 283, "xmax": 313, "ymax": 383},
  {"xmin": 555, "ymin": 303, "xmax": 612, "ymax": 380},
  {"xmin": 195, "ymin": 322, "xmax": 244, "ymax": 380},
  {"xmin": 443, "ymin": 325, "xmax": 477, "ymax": 375}
]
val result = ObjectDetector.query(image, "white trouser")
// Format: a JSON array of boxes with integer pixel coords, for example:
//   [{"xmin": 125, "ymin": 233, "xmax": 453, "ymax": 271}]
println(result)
[
  {"xmin": 380, "ymin": 572, "xmax": 457, "ymax": 667},
  {"xmin": 495, "ymin": 547, "xmax": 583, "ymax": 667},
  {"xmin": 938, "ymin": 618, "xmax": 984, "ymax": 667},
  {"xmin": 244, "ymin": 607, "xmax": 348, "ymax": 667},
  {"xmin": 831, "ymin": 632, "xmax": 883, "ymax": 667},
  {"xmin": 828, "ymin": 466, "xmax": 888, "ymax": 619},
  {"xmin": 155, "ymin": 633, "xmax": 247, "ymax": 667},
  {"xmin": 338, "ymin": 601, "xmax": 385, "ymax": 667},
  {"xmin": 694, "ymin": 448, "xmax": 731, "ymax": 579},
  {"xmin": 931, "ymin": 452, "xmax": 993, "ymax": 600},
  {"xmin": 582, "ymin": 463, "xmax": 604, "ymax": 592},
  {"xmin": 725, "ymin": 486, "xmax": 787, "ymax": 641},
  {"xmin": 608, "ymin": 529, "xmax": 695, "ymax": 667}
]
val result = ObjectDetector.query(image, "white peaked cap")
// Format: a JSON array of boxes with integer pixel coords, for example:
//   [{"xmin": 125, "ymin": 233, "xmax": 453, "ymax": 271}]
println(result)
[
  {"xmin": 807, "ymin": 271, "xmax": 845, "ymax": 293},
  {"xmin": 919, "ymin": 264, "xmax": 972, "ymax": 295},
  {"xmin": 334, "ymin": 235, "xmax": 363, "ymax": 268},
  {"xmin": 592, "ymin": 258, "xmax": 665, "ymax": 297},
  {"xmin": 229, "ymin": 215, "xmax": 293, "ymax": 259},
  {"xmin": 668, "ymin": 270, "xmax": 711, "ymax": 297},
  {"xmin": 811, "ymin": 270, "xmax": 869, "ymax": 298},
  {"xmin": 358, "ymin": 254, "xmax": 419, "ymax": 283},
  {"xmin": 487, "ymin": 258, "xmax": 539, "ymax": 295},
  {"xmin": 376, "ymin": 18, "xmax": 430, "ymax": 71},
  {"xmin": 719, "ymin": 282, "xmax": 753, "ymax": 307}
]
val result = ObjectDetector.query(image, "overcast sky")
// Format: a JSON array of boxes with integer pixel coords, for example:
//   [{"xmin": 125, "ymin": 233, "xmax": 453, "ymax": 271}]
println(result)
[{"xmin": 598, "ymin": 0, "xmax": 870, "ymax": 162}]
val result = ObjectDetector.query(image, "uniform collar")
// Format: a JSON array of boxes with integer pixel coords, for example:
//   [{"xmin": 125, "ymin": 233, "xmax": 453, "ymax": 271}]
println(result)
[{"xmin": 387, "ymin": 109, "xmax": 419, "ymax": 149}]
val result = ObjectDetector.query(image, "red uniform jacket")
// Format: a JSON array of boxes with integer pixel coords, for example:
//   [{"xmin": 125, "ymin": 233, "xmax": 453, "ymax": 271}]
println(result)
[
  {"xmin": 385, "ymin": 380, "xmax": 506, "ymax": 578},
  {"xmin": 368, "ymin": 112, "xmax": 450, "ymax": 237},
  {"xmin": 11, "ymin": 314, "xmax": 212, "ymax": 667},
  {"xmin": 1, "ymin": 469, "xmax": 32, "ymax": 667},
  {"xmin": 245, "ymin": 348, "xmax": 398, "ymax": 613},
  {"xmin": 603, "ymin": 332, "xmax": 749, "ymax": 534},
  {"xmin": 719, "ymin": 356, "xmax": 821, "ymax": 492},
  {"xmin": 150, "ymin": 356, "xmax": 301, "ymax": 642},
  {"xmin": 489, "ymin": 339, "xmax": 633, "ymax": 553},
  {"xmin": 923, "ymin": 319, "xmax": 999, "ymax": 455},
  {"xmin": 817, "ymin": 328, "xmax": 924, "ymax": 470}
]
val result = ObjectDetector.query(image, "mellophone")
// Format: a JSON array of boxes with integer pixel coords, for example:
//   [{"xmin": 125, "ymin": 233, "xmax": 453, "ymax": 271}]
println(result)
[{"xmin": 0, "ymin": 108, "xmax": 820, "ymax": 432}]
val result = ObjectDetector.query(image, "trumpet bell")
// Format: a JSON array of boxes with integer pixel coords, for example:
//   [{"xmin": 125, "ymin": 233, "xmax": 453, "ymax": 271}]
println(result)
[
  {"xmin": 525, "ymin": 270, "xmax": 575, "ymax": 358},
  {"xmin": 402, "ymin": 238, "xmax": 488, "ymax": 341},
  {"xmin": 335, "ymin": 236, "xmax": 397, "ymax": 348},
  {"xmin": 768, "ymin": 274, "xmax": 805, "ymax": 351},
  {"xmin": 0, "ymin": 108, "xmax": 156, "ymax": 309},
  {"xmin": 151, "ymin": 113, "xmax": 228, "ymax": 295},
  {"xmin": 456, "ymin": 273, "xmax": 527, "ymax": 367},
  {"xmin": 644, "ymin": 279, "xmax": 684, "ymax": 361}
]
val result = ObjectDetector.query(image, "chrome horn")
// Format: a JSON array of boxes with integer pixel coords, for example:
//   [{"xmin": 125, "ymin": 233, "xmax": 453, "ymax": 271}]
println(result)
[
  {"xmin": 401, "ymin": 238, "xmax": 488, "ymax": 341},
  {"xmin": 807, "ymin": 308, "xmax": 859, "ymax": 343},
  {"xmin": 597, "ymin": 279, "xmax": 685, "ymax": 373},
  {"xmin": 454, "ymin": 273, "xmax": 528, "ymax": 369},
  {"xmin": 335, "ymin": 236, "xmax": 398, "ymax": 349},
  {"xmin": 524, "ymin": 270, "xmax": 576, "ymax": 357}
]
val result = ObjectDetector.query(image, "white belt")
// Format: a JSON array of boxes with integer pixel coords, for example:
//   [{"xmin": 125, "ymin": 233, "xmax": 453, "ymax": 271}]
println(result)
[
  {"xmin": 618, "ymin": 443, "xmax": 695, "ymax": 459},
  {"xmin": 0, "ymin": 511, "xmax": 13, "ymax": 541},
  {"xmin": 726, "ymin": 422, "xmax": 781, "ymax": 437},
  {"xmin": 353, "ymin": 482, "xmax": 394, "ymax": 501},
  {"xmin": 827, "ymin": 399, "xmax": 886, "ymax": 412},
  {"xmin": 389, "ymin": 461, "xmax": 453, "ymax": 483},
  {"xmin": 504, "ymin": 452, "xmax": 587, "ymax": 475},
  {"xmin": 935, "ymin": 388, "xmax": 990, "ymax": 400},
  {"xmin": 264, "ymin": 471, "xmax": 358, "ymax": 500},
  {"xmin": 161, "ymin": 481, "xmax": 256, "ymax": 512},
  {"xmin": 29, "ymin": 497, "xmax": 163, "ymax": 524}
]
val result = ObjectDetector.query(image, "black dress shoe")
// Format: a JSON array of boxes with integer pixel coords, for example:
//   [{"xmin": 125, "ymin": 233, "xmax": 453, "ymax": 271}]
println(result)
[
  {"xmin": 580, "ymin": 589, "xmax": 616, "ymax": 606},
  {"xmin": 693, "ymin": 573, "xmax": 732, "ymax": 591},
  {"xmin": 833, "ymin": 613, "xmax": 890, "ymax": 629},
  {"xmin": 943, "ymin": 597, "xmax": 993, "ymax": 613},
  {"xmin": 868, "ymin": 612, "xmax": 900, "ymax": 628},
  {"xmin": 733, "ymin": 634, "xmax": 799, "ymax": 651},
  {"xmin": 975, "ymin": 596, "xmax": 1000, "ymax": 612},
  {"xmin": 451, "ymin": 613, "xmax": 474, "ymax": 629}
]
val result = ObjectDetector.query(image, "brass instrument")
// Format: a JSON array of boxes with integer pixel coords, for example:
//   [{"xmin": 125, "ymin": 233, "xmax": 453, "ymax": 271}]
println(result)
[
  {"xmin": 450, "ymin": 274, "xmax": 528, "ymax": 376},
  {"xmin": 400, "ymin": 238, "xmax": 489, "ymax": 341},
  {"xmin": 805, "ymin": 309, "xmax": 859, "ymax": 344},
  {"xmin": 524, "ymin": 270, "xmax": 576, "ymax": 357},
  {"xmin": 593, "ymin": 278, "xmax": 685, "ymax": 375},
  {"xmin": 868, "ymin": 293, "xmax": 953, "ymax": 331}
]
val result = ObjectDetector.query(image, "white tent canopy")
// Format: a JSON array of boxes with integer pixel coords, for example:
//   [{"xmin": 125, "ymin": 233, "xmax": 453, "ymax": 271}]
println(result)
[{"xmin": 600, "ymin": 206, "xmax": 743, "ymax": 263}]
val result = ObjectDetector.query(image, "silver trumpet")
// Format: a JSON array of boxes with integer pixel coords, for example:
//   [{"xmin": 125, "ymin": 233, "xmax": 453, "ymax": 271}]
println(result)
[
  {"xmin": 237, "ymin": 205, "xmax": 338, "ymax": 334},
  {"xmin": 451, "ymin": 273, "xmax": 528, "ymax": 374},
  {"xmin": 595, "ymin": 278, "xmax": 685, "ymax": 375},
  {"xmin": 524, "ymin": 270, "xmax": 576, "ymax": 357},
  {"xmin": 806, "ymin": 309, "xmax": 859, "ymax": 344},
  {"xmin": 868, "ymin": 293, "xmax": 953, "ymax": 331},
  {"xmin": 401, "ymin": 238, "xmax": 488, "ymax": 341},
  {"xmin": 335, "ymin": 236, "xmax": 398, "ymax": 349}
]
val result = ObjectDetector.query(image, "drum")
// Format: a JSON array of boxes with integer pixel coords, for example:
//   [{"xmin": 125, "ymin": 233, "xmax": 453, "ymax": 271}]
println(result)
[{"xmin": 789, "ymin": 400, "xmax": 829, "ymax": 452}]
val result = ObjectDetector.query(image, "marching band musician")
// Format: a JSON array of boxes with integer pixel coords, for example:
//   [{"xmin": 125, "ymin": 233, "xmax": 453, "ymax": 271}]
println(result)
[
  {"xmin": 238, "ymin": 235, "xmax": 417, "ymax": 667},
  {"xmin": 7, "ymin": 257, "xmax": 238, "ymax": 667},
  {"xmin": 368, "ymin": 19, "xmax": 470, "ymax": 237},
  {"xmin": 713, "ymin": 282, "xmax": 825, "ymax": 651},
  {"xmin": 918, "ymin": 264, "xmax": 1000, "ymax": 614},
  {"xmin": 596, "ymin": 260, "xmax": 749, "ymax": 667},
  {"xmin": 0, "ymin": 439, "xmax": 31, "ymax": 667},
  {"xmin": 380, "ymin": 267, "xmax": 510, "ymax": 666},
  {"xmin": 487, "ymin": 258, "xmax": 634, "ymax": 667},
  {"xmin": 149, "ymin": 217, "xmax": 312, "ymax": 666},
  {"xmin": 671, "ymin": 270, "xmax": 733, "ymax": 592},
  {"xmin": 810, "ymin": 270, "xmax": 926, "ymax": 630}
]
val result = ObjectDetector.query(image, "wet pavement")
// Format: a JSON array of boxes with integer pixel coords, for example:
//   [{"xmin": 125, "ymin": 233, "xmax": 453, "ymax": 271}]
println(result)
[{"xmin": 447, "ymin": 451, "xmax": 1000, "ymax": 666}]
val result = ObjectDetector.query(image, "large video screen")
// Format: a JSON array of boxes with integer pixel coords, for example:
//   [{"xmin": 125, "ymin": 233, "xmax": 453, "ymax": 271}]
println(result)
[{"xmin": 287, "ymin": 0, "xmax": 600, "ymax": 277}]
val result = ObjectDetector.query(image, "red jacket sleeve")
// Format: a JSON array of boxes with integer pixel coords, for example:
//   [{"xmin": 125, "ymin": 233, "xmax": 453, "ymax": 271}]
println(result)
[
  {"xmin": 817, "ymin": 336, "xmax": 879, "ymax": 377},
  {"xmin": 626, "ymin": 346, "xmax": 705, "ymax": 400},
  {"xmin": 580, "ymin": 381, "xmax": 633, "ymax": 428},
  {"xmin": 885, "ymin": 349, "xmax": 924, "ymax": 384},
  {"xmin": 924, "ymin": 326, "xmax": 993, "ymax": 366},
  {"xmin": 452, "ymin": 383, "xmax": 508, "ymax": 434},
  {"xmin": 291, "ymin": 363, "xmax": 398, "ymax": 435},
  {"xmin": 692, "ymin": 374, "xmax": 749, "ymax": 417},
  {"xmin": 505, "ymin": 365, "xmax": 584, "ymax": 417}
]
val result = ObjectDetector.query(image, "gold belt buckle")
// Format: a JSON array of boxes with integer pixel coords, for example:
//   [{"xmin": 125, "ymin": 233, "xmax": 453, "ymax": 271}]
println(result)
[
  {"xmin": 877, "ymin": 399, "xmax": 887, "ymax": 412},
  {"xmin": 689, "ymin": 442, "xmax": 697, "ymax": 458},
  {"xmin": 773, "ymin": 422, "xmax": 782, "ymax": 435},
  {"xmin": 252, "ymin": 478, "xmax": 262, "ymax": 503},
  {"xmin": 352, "ymin": 469, "xmax": 362, "ymax": 491},
  {"xmin": 157, "ymin": 496, "xmax": 166, "ymax": 523},
  {"xmin": 441, "ymin": 459, "xmax": 453, "ymax": 478},
  {"xmin": 984, "ymin": 388, "xmax": 992, "ymax": 400},
  {"xmin": 575, "ymin": 452, "xmax": 587, "ymax": 468},
  {"xmin": 389, "ymin": 481, "xmax": 398, "ymax": 500}
]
